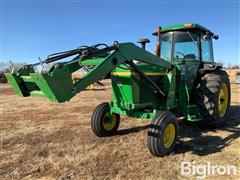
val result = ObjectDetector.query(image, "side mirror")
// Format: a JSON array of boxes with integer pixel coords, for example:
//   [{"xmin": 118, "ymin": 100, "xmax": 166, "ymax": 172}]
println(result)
[
  {"xmin": 213, "ymin": 34, "xmax": 219, "ymax": 40},
  {"xmin": 202, "ymin": 32, "xmax": 211, "ymax": 40}
]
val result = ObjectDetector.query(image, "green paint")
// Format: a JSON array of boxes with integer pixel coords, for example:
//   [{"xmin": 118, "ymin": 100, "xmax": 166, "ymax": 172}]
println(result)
[
  {"xmin": 153, "ymin": 23, "xmax": 213, "ymax": 35},
  {"xmin": 5, "ymin": 23, "xmax": 220, "ymax": 122}
]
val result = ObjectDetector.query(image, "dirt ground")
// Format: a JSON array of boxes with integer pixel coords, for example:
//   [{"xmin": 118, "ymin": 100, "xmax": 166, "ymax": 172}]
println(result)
[{"xmin": 1, "ymin": 81, "xmax": 240, "ymax": 180}]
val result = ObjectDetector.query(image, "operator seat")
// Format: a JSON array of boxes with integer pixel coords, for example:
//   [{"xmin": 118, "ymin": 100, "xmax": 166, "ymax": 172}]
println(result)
[{"xmin": 184, "ymin": 54, "xmax": 196, "ymax": 61}]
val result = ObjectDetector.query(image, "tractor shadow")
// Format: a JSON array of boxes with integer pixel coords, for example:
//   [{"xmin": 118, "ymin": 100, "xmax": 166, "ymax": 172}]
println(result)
[
  {"xmin": 117, "ymin": 124, "xmax": 149, "ymax": 135},
  {"xmin": 115, "ymin": 105, "xmax": 240, "ymax": 156},
  {"xmin": 175, "ymin": 105, "xmax": 240, "ymax": 156}
]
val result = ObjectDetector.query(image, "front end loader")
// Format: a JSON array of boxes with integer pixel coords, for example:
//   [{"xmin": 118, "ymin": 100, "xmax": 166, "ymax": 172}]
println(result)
[{"xmin": 5, "ymin": 23, "xmax": 231, "ymax": 156}]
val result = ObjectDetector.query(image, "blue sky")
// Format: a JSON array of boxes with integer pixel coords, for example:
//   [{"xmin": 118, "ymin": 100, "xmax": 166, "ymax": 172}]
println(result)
[{"xmin": 1, "ymin": 1, "xmax": 239, "ymax": 66}]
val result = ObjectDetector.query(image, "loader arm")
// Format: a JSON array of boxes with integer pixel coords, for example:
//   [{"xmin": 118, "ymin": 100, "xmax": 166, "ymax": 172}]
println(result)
[{"xmin": 5, "ymin": 42, "xmax": 172, "ymax": 103}]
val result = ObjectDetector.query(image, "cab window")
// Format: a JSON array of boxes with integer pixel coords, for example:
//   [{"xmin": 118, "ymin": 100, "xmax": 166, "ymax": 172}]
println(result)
[
  {"xmin": 160, "ymin": 33, "xmax": 173, "ymax": 61},
  {"xmin": 201, "ymin": 37, "xmax": 214, "ymax": 62},
  {"xmin": 173, "ymin": 32, "xmax": 199, "ymax": 61}
]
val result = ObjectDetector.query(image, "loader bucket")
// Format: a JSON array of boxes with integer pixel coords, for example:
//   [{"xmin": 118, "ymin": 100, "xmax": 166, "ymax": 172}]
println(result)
[{"xmin": 5, "ymin": 67, "xmax": 74, "ymax": 103}]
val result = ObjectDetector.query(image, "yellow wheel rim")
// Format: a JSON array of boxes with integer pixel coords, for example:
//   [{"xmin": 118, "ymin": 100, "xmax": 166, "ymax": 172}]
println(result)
[
  {"xmin": 103, "ymin": 112, "xmax": 116, "ymax": 131},
  {"xmin": 218, "ymin": 83, "xmax": 228, "ymax": 117},
  {"xmin": 163, "ymin": 123, "xmax": 176, "ymax": 148}
]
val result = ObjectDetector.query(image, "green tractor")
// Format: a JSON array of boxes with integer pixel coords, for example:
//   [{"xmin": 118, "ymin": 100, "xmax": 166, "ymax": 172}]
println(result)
[{"xmin": 5, "ymin": 23, "xmax": 231, "ymax": 156}]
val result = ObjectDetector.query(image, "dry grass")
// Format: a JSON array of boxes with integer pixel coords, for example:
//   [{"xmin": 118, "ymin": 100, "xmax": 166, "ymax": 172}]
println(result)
[{"xmin": 1, "ymin": 81, "xmax": 240, "ymax": 179}]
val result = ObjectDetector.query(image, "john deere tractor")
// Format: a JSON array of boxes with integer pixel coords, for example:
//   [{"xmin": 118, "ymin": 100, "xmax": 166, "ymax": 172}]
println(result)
[{"xmin": 5, "ymin": 23, "xmax": 231, "ymax": 156}]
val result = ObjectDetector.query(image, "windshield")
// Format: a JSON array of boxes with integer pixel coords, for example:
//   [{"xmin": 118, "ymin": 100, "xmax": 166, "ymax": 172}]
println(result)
[
  {"xmin": 159, "ymin": 31, "xmax": 199, "ymax": 61},
  {"xmin": 173, "ymin": 32, "xmax": 199, "ymax": 61}
]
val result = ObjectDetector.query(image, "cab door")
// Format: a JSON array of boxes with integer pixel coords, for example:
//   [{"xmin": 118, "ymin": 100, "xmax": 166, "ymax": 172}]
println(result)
[{"xmin": 172, "ymin": 31, "xmax": 200, "ymax": 107}]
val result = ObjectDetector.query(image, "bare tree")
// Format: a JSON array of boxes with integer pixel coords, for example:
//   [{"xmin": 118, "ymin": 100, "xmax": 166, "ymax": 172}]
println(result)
[
  {"xmin": 231, "ymin": 64, "xmax": 240, "ymax": 69},
  {"xmin": 0, "ymin": 61, "xmax": 27, "ymax": 73}
]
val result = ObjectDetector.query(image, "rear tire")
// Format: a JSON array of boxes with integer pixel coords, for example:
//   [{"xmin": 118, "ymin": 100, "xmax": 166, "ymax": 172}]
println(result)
[
  {"xmin": 147, "ymin": 111, "xmax": 179, "ymax": 157},
  {"xmin": 195, "ymin": 70, "xmax": 231, "ymax": 128},
  {"xmin": 91, "ymin": 102, "xmax": 120, "ymax": 137}
]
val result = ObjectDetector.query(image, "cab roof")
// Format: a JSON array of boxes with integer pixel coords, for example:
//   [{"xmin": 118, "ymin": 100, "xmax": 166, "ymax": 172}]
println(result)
[{"xmin": 152, "ymin": 23, "xmax": 214, "ymax": 36}]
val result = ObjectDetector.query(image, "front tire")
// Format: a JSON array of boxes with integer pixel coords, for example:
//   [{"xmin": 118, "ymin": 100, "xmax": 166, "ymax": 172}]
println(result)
[
  {"xmin": 91, "ymin": 102, "xmax": 120, "ymax": 137},
  {"xmin": 147, "ymin": 111, "xmax": 179, "ymax": 157},
  {"xmin": 195, "ymin": 70, "xmax": 231, "ymax": 128}
]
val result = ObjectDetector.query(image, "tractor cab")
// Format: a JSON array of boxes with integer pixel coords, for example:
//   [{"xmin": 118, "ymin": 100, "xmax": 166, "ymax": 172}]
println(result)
[
  {"xmin": 152, "ymin": 23, "xmax": 218, "ymax": 63},
  {"xmin": 151, "ymin": 24, "xmax": 220, "ymax": 118}
]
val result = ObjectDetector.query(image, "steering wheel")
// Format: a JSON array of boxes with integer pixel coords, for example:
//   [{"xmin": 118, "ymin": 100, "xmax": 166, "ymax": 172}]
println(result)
[{"xmin": 176, "ymin": 51, "xmax": 185, "ymax": 59}]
